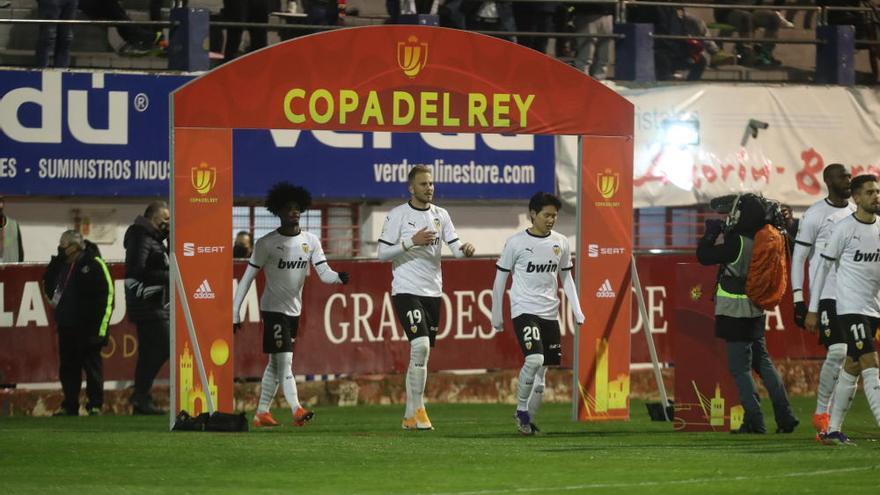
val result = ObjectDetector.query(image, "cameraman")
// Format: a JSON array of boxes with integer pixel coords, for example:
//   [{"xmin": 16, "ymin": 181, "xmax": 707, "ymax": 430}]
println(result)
[
  {"xmin": 43, "ymin": 230, "xmax": 114, "ymax": 416},
  {"xmin": 696, "ymin": 194, "xmax": 798, "ymax": 434}
]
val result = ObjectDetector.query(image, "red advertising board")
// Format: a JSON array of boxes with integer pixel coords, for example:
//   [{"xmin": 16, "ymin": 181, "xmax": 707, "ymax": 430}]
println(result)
[
  {"xmin": 672, "ymin": 263, "xmax": 743, "ymax": 432},
  {"xmin": 0, "ymin": 255, "xmax": 827, "ymax": 386},
  {"xmin": 171, "ymin": 128, "xmax": 234, "ymax": 415},
  {"xmin": 575, "ymin": 137, "xmax": 634, "ymax": 421}
]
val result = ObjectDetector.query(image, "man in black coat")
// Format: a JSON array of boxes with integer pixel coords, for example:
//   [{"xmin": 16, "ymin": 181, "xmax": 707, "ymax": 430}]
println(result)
[
  {"xmin": 124, "ymin": 201, "xmax": 170, "ymax": 415},
  {"xmin": 44, "ymin": 230, "xmax": 114, "ymax": 416}
]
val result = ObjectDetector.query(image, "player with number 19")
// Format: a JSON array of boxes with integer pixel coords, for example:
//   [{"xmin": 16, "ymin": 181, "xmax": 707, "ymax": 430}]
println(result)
[
  {"xmin": 377, "ymin": 165, "xmax": 476, "ymax": 430},
  {"xmin": 232, "ymin": 182, "xmax": 349, "ymax": 428},
  {"xmin": 491, "ymin": 192, "xmax": 585, "ymax": 435},
  {"xmin": 806, "ymin": 174, "xmax": 880, "ymax": 445}
]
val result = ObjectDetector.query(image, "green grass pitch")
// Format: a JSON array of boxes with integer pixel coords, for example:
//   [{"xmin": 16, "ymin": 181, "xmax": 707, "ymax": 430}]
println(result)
[{"xmin": 2, "ymin": 397, "xmax": 879, "ymax": 494}]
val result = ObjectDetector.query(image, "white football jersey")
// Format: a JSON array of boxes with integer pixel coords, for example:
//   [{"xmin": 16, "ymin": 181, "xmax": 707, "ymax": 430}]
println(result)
[
  {"xmin": 379, "ymin": 202, "xmax": 459, "ymax": 297},
  {"xmin": 821, "ymin": 214, "xmax": 880, "ymax": 317},
  {"xmin": 497, "ymin": 229, "xmax": 573, "ymax": 320},
  {"xmin": 248, "ymin": 229, "xmax": 327, "ymax": 316},
  {"xmin": 795, "ymin": 199, "xmax": 855, "ymax": 300}
]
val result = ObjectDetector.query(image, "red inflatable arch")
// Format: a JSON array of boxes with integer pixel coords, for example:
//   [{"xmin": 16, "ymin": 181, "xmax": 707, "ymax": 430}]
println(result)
[{"xmin": 170, "ymin": 25, "xmax": 633, "ymax": 425}]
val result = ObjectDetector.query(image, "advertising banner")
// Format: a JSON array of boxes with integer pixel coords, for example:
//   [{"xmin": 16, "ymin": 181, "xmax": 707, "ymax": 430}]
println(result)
[
  {"xmin": 672, "ymin": 263, "xmax": 742, "ymax": 432},
  {"xmin": 232, "ymin": 130, "xmax": 554, "ymax": 200},
  {"xmin": 0, "ymin": 70, "xmax": 189, "ymax": 196},
  {"xmin": 0, "ymin": 256, "xmax": 826, "ymax": 385},
  {"xmin": 575, "ymin": 137, "xmax": 634, "ymax": 421},
  {"xmin": 560, "ymin": 83, "xmax": 880, "ymax": 208},
  {"xmin": 0, "ymin": 69, "xmax": 553, "ymax": 200}
]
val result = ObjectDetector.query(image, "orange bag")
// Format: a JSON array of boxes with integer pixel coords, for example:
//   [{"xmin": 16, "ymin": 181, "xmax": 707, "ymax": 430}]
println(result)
[{"xmin": 746, "ymin": 224, "xmax": 789, "ymax": 310}]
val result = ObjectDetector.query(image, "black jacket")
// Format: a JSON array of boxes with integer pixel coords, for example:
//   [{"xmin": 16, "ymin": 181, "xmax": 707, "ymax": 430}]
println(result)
[
  {"xmin": 43, "ymin": 240, "xmax": 114, "ymax": 344},
  {"xmin": 124, "ymin": 216, "xmax": 169, "ymax": 322}
]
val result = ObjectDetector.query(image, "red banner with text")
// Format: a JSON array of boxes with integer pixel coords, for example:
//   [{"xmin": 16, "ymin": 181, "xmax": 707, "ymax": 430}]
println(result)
[{"xmin": 0, "ymin": 255, "xmax": 828, "ymax": 386}]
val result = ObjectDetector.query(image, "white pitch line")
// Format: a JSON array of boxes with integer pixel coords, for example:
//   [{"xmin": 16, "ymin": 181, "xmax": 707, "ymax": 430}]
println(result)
[{"xmin": 419, "ymin": 465, "xmax": 880, "ymax": 495}]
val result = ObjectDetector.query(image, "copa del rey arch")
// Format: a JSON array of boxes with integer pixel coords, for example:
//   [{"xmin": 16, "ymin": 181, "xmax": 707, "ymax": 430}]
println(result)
[{"xmin": 169, "ymin": 25, "xmax": 633, "ymax": 426}]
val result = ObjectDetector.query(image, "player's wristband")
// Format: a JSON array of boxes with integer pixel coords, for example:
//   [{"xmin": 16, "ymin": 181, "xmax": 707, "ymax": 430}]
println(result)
[{"xmin": 792, "ymin": 290, "xmax": 804, "ymax": 304}]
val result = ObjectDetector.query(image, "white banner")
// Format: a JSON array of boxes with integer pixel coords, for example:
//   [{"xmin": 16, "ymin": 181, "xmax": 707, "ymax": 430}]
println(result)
[{"xmin": 558, "ymin": 83, "xmax": 880, "ymax": 208}]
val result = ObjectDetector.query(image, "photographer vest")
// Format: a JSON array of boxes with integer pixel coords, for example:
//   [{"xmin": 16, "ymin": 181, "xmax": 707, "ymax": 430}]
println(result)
[{"xmin": 716, "ymin": 235, "xmax": 764, "ymax": 319}]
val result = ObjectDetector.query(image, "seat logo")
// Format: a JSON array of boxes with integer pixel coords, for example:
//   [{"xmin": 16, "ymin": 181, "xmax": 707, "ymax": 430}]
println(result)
[
  {"xmin": 191, "ymin": 162, "xmax": 216, "ymax": 195},
  {"xmin": 397, "ymin": 35, "xmax": 428, "ymax": 78}
]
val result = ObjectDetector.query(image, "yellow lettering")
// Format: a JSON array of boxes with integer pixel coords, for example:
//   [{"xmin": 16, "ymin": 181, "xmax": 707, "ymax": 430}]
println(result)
[
  {"xmin": 393, "ymin": 91, "xmax": 415, "ymax": 126},
  {"xmin": 493, "ymin": 93, "xmax": 510, "ymax": 128},
  {"xmin": 468, "ymin": 93, "xmax": 488, "ymax": 127},
  {"xmin": 441, "ymin": 92, "xmax": 459, "ymax": 126},
  {"xmin": 283, "ymin": 88, "xmax": 306, "ymax": 124},
  {"xmin": 513, "ymin": 94, "xmax": 535, "ymax": 128},
  {"xmin": 420, "ymin": 91, "xmax": 438, "ymax": 126},
  {"xmin": 309, "ymin": 89, "xmax": 334, "ymax": 124},
  {"xmin": 338, "ymin": 90, "xmax": 359, "ymax": 125},
  {"xmin": 361, "ymin": 91, "xmax": 384, "ymax": 126}
]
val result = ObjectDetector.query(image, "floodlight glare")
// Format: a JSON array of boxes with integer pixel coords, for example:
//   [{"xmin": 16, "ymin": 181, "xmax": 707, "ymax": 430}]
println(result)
[{"xmin": 661, "ymin": 118, "xmax": 700, "ymax": 147}]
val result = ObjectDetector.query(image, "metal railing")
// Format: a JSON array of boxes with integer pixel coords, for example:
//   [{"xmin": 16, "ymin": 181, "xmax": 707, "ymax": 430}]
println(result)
[{"xmin": 1, "ymin": 0, "xmax": 877, "ymax": 72}]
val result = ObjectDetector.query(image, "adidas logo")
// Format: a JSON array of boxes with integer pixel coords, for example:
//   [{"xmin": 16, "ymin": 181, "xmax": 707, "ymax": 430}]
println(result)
[
  {"xmin": 596, "ymin": 279, "xmax": 615, "ymax": 298},
  {"xmin": 193, "ymin": 279, "xmax": 215, "ymax": 299}
]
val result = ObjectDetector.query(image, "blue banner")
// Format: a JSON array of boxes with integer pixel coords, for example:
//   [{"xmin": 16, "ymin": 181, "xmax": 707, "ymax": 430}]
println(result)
[
  {"xmin": 232, "ymin": 130, "xmax": 554, "ymax": 200},
  {"xmin": 0, "ymin": 69, "xmax": 190, "ymax": 197},
  {"xmin": 0, "ymin": 69, "xmax": 554, "ymax": 199}
]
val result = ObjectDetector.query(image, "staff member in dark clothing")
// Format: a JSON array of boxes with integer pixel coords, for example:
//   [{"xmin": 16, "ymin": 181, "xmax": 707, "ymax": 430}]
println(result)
[
  {"xmin": 0, "ymin": 196, "xmax": 24, "ymax": 262},
  {"xmin": 124, "ymin": 201, "xmax": 170, "ymax": 415},
  {"xmin": 43, "ymin": 230, "xmax": 114, "ymax": 416},
  {"xmin": 696, "ymin": 194, "xmax": 798, "ymax": 434}
]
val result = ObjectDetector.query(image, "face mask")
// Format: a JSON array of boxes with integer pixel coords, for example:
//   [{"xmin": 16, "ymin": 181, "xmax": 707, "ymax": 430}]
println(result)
[
  {"xmin": 159, "ymin": 222, "xmax": 170, "ymax": 239},
  {"xmin": 57, "ymin": 245, "xmax": 66, "ymax": 258}
]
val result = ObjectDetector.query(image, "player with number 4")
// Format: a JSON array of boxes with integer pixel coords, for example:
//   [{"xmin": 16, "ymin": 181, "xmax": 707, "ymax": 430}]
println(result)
[
  {"xmin": 491, "ymin": 192, "xmax": 585, "ymax": 436},
  {"xmin": 377, "ymin": 165, "xmax": 476, "ymax": 430}
]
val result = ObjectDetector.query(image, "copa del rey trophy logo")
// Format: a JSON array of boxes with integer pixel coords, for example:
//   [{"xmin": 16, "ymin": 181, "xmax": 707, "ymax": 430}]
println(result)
[
  {"xmin": 191, "ymin": 162, "xmax": 217, "ymax": 195},
  {"xmin": 397, "ymin": 35, "xmax": 428, "ymax": 78},
  {"xmin": 597, "ymin": 169, "xmax": 620, "ymax": 200}
]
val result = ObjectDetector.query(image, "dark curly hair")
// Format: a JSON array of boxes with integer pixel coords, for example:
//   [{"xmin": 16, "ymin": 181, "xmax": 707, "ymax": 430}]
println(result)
[{"xmin": 265, "ymin": 182, "xmax": 312, "ymax": 216}]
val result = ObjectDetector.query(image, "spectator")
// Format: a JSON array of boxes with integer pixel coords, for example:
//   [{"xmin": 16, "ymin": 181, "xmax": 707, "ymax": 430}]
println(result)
[
  {"xmin": 233, "ymin": 230, "xmax": 252, "ymax": 258},
  {"xmin": 514, "ymin": 1, "xmax": 558, "ymax": 55},
  {"xmin": 466, "ymin": 1, "xmax": 517, "ymax": 41},
  {"xmin": 43, "ymin": 230, "xmax": 114, "ymax": 416},
  {"xmin": 651, "ymin": 6, "xmax": 707, "ymax": 80},
  {"xmin": 682, "ymin": 11, "xmax": 736, "ymax": 68},
  {"xmin": 78, "ymin": 0, "xmax": 157, "ymax": 56},
  {"xmin": 775, "ymin": 0, "xmax": 815, "ymax": 29},
  {"xmin": 124, "ymin": 201, "xmax": 170, "ymax": 415},
  {"xmin": 571, "ymin": 0, "xmax": 614, "ymax": 79},
  {"xmin": 713, "ymin": 1, "xmax": 791, "ymax": 67},
  {"xmin": 0, "ymin": 196, "xmax": 24, "ymax": 262},
  {"xmin": 35, "ymin": 0, "xmax": 78, "ymax": 67},
  {"xmin": 222, "ymin": 0, "xmax": 270, "ymax": 61},
  {"xmin": 304, "ymin": 0, "xmax": 340, "ymax": 25}
]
